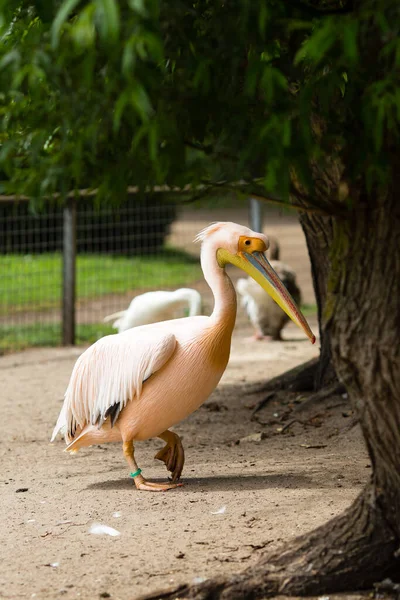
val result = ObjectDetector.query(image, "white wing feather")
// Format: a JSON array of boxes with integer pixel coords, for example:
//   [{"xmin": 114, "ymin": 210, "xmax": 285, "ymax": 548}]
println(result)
[
  {"xmin": 51, "ymin": 329, "xmax": 176, "ymax": 441},
  {"xmin": 103, "ymin": 289, "xmax": 203, "ymax": 333}
]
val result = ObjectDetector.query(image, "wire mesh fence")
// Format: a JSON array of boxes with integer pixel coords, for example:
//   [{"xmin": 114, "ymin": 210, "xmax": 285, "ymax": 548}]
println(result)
[
  {"xmin": 0, "ymin": 196, "xmax": 313, "ymax": 355},
  {"xmin": 0, "ymin": 195, "xmax": 203, "ymax": 354}
]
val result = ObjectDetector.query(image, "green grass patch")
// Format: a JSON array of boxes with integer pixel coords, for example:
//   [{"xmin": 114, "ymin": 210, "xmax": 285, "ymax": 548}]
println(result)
[
  {"xmin": 0, "ymin": 323, "xmax": 116, "ymax": 353},
  {"xmin": 300, "ymin": 303, "xmax": 318, "ymax": 317},
  {"xmin": 0, "ymin": 248, "xmax": 201, "ymax": 316}
]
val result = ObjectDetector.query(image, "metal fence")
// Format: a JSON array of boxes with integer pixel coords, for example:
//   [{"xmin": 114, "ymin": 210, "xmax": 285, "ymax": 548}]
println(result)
[
  {"xmin": 0, "ymin": 195, "xmax": 205, "ymax": 354},
  {"xmin": 0, "ymin": 195, "xmax": 266, "ymax": 354}
]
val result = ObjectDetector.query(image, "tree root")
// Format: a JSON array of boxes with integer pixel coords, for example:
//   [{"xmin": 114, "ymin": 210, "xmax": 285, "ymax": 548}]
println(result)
[
  {"xmin": 291, "ymin": 380, "xmax": 346, "ymax": 415},
  {"xmin": 251, "ymin": 380, "xmax": 347, "ymax": 425},
  {"xmin": 249, "ymin": 358, "xmax": 346, "ymax": 418},
  {"xmin": 248, "ymin": 357, "xmax": 319, "ymax": 398},
  {"xmin": 137, "ymin": 484, "xmax": 400, "ymax": 600}
]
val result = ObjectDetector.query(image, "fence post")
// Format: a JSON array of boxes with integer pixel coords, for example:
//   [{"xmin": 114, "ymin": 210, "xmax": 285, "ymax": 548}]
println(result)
[
  {"xmin": 249, "ymin": 197, "xmax": 263, "ymax": 232},
  {"xmin": 62, "ymin": 198, "xmax": 76, "ymax": 345}
]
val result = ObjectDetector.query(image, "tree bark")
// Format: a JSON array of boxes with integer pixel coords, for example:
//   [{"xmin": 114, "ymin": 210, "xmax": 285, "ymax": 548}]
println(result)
[
  {"xmin": 141, "ymin": 180, "xmax": 400, "ymax": 600},
  {"xmin": 329, "ymin": 180, "xmax": 400, "ymax": 539},
  {"xmin": 299, "ymin": 211, "xmax": 336, "ymax": 389}
]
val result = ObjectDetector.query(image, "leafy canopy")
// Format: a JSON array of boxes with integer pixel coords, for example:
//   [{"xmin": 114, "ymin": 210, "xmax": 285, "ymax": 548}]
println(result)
[{"xmin": 0, "ymin": 0, "xmax": 399, "ymax": 207}]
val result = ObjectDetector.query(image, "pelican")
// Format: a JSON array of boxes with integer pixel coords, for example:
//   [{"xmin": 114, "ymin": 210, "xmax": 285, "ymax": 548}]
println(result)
[
  {"xmin": 52, "ymin": 222, "xmax": 315, "ymax": 492},
  {"xmin": 237, "ymin": 259, "xmax": 302, "ymax": 341},
  {"xmin": 103, "ymin": 288, "xmax": 203, "ymax": 333}
]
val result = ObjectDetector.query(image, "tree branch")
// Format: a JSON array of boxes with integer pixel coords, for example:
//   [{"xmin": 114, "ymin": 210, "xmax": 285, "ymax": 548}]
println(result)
[{"xmin": 0, "ymin": 178, "xmax": 347, "ymax": 217}]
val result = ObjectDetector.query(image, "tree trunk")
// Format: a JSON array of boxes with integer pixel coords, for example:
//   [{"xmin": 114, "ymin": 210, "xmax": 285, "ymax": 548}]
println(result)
[
  {"xmin": 329, "ymin": 181, "xmax": 400, "ymax": 539},
  {"xmin": 141, "ymin": 182, "xmax": 400, "ymax": 600},
  {"xmin": 299, "ymin": 211, "xmax": 336, "ymax": 389}
]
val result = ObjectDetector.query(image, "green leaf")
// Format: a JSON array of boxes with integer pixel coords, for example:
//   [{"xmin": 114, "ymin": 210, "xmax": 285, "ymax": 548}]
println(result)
[
  {"xmin": 294, "ymin": 20, "xmax": 335, "ymax": 66},
  {"xmin": 131, "ymin": 84, "xmax": 153, "ymax": 122},
  {"xmin": 51, "ymin": 0, "xmax": 81, "ymax": 48},
  {"xmin": 122, "ymin": 35, "xmax": 136, "ymax": 77},
  {"xmin": 342, "ymin": 20, "xmax": 358, "ymax": 64},
  {"xmin": 142, "ymin": 32, "xmax": 163, "ymax": 63},
  {"xmin": 113, "ymin": 90, "xmax": 129, "ymax": 132},
  {"xmin": 128, "ymin": 0, "xmax": 147, "ymax": 17},
  {"xmin": 95, "ymin": 0, "xmax": 120, "ymax": 43},
  {"xmin": 258, "ymin": 2, "xmax": 268, "ymax": 37},
  {"xmin": 0, "ymin": 49, "xmax": 20, "ymax": 71},
  {"xmin": 71, "ymin": 3, "xmax": 96, "ymax": 49}
]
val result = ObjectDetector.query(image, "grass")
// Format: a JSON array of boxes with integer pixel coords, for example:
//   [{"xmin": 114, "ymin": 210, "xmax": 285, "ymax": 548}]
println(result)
[
  {"xmin": 0, "ymin": 323, "xmax": 115, "ymax": 353},
  {"xmin": 0, "ymin": 248, "xmax": 202, "ymax": 316},
  {"xmin": 300, "ymin": 303, "xmax": 317, "ymax": 317}
]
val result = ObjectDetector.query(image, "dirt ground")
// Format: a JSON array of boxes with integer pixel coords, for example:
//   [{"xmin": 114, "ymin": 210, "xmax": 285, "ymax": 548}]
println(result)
[{"xmin": 0, "ymin": 213, "xmax": 370, "ymax": 600}]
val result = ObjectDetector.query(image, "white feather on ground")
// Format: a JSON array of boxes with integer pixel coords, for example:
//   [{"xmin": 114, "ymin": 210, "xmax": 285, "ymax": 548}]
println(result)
[
  {"xmin": 103, "ymin": 288, "xmax": 202, "ymax": 333},
  {"xmin": 237, "ymin": 260, "xmax": 302, "ymax": 340}
]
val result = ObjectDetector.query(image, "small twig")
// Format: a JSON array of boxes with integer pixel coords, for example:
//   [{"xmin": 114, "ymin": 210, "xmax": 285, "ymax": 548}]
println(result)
[
  {"xmin": 251, "ymin": 392, "xmax": 276, "ymax": 418},
  {"xmin": 300, "ymin": 443, "xmax": 328, "ymax": 449},
  {"xmin": 147, "ymin": 569, "xmax": 182, "ymax": 579},
  {"xmin": 279, "ymin": 419, "xmax": 304, "ymax": 433},
  {"xmin": 244, "ymin": 540, "xmax": 274, "ymax": 551}
]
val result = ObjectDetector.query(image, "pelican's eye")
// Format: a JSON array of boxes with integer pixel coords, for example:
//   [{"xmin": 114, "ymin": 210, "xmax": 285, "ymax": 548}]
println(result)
[{"xmin": 238, "ymin": 235, "xmax": 267, "ymax": 253}]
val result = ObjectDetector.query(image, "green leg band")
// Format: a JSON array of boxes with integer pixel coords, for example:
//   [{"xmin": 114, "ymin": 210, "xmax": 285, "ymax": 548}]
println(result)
[{"xmin": 130, "ymin": 468, "xmax": 142, "ymax": 478}]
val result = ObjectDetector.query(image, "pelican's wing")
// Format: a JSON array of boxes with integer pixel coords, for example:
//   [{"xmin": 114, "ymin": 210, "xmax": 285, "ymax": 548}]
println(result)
[{"xmin": 51, "ymin": 329, "xmax": 176, "ymax": 441}]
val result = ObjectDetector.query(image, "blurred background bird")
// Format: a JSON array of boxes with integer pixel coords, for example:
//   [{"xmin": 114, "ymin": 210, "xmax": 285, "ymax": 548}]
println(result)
[
  {"xmin": 103, "ymin": 288, "xmax": 203, "ymax": 333},
  {"xmin": 52, "ymin": 222, "xmax": 314, "ymax": 492},
  {"xmin": 236, "ymin": 238, "xmax": 302, "ymax": 340}
]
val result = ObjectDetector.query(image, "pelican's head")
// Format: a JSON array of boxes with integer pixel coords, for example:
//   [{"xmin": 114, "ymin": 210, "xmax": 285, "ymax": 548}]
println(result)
[{"xmin": 196, "ymin": 222, "xmax": 315, "ymax": 344}]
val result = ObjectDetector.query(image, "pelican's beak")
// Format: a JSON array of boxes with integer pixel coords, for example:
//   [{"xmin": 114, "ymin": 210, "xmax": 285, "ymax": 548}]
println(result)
[{"xmin": 218, "ymin": 248, "xmax": 316, "ymax": 344}]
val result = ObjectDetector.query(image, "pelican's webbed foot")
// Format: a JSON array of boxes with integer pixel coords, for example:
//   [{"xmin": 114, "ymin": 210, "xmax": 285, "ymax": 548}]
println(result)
[
  {"xmin": 155, "ymin": 430, "xmax": 185, "ymax": 482},
  {"xmin": 133, "ymin": 474, "xmax": 182, "ymax": 492}
]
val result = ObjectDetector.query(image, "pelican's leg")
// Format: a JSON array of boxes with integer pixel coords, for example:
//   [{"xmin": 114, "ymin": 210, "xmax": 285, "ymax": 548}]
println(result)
[
  {"xmin": 254, "ymin": 328, "xmax": 266, "ymax": 340},
  {"xmin": 155, "ymin": 430, "xmax": 185, "ymax": 482},
  {"xmin": 122, "ymin": 441, "xmax": 182, "ymax": 492},
  {"xmin": 245, "ymin": 328, "xmax": 269, "ymax": 341}
]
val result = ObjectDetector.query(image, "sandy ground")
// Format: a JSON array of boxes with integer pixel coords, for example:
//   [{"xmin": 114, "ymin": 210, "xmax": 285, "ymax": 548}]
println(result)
[
  {"xmin": 0, "ymin": 311, "xmax": 369, "ymax": 600},
  {"xmin": 0, "ymin": 211, "xmax": 371, "ymax": 600}
]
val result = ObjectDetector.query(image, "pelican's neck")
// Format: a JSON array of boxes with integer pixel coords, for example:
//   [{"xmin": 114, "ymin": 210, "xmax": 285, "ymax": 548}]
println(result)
[{"xmin": 201, "ymin": 244, "xmax": 237, "ymax": 328}]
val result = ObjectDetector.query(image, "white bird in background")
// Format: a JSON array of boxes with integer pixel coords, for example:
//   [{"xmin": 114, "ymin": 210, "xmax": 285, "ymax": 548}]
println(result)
[
  {"xmin": 103, "ymin": 288, "xmax": 203, "ymax": 333},
  {"xmin": 236, "ymin": 239, "xmax": 302, "ymax": 340}
]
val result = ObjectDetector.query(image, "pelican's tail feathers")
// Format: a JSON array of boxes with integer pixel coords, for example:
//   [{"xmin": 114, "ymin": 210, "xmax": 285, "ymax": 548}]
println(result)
[
  {"xmin": 103, "ymin": 310, "xmax": 126, "ymax": 323},
  {"xmin": 51, "ymin": 404, "xmax": 67, "ymax": 442}
]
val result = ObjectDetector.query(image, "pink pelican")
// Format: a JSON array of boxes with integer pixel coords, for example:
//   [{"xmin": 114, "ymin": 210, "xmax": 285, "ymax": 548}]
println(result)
[{"xmin": 52, "ymin": 222, "xmax": 315, "ymax": 491}]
